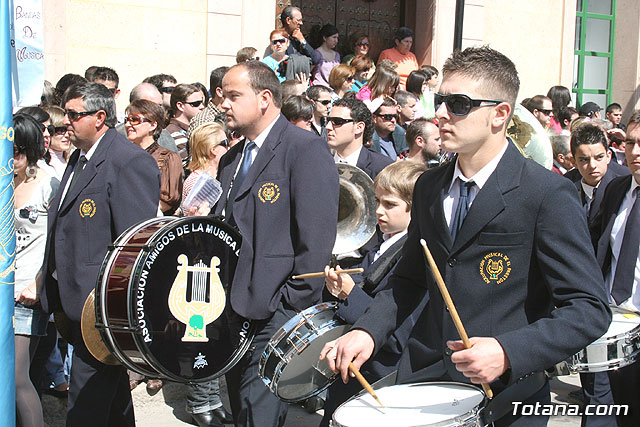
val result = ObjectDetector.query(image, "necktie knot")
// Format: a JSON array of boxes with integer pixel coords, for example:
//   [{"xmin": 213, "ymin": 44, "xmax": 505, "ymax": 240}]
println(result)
[{"xmin": 451, "ymin": 178, "xmax": 475, "ymax": 241}]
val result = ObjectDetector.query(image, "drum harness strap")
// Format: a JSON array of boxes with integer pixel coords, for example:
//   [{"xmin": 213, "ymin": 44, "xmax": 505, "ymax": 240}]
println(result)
[{"xmin": 479, "ymin": 370, "xmax": 547, "ymax": 425}]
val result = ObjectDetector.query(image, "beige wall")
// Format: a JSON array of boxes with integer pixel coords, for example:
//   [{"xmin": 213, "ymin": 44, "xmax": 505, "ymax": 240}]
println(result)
[
  {"xmin": 611, "ymin": 0, "xmax": 640, "ymax": 122},
  {"xmin": 427, "ymin": 0, "xmax": 576, "ymax": 103},
  {"xmin": 43, "ymin": 0, "xmax": 276, "ymax": 113}
]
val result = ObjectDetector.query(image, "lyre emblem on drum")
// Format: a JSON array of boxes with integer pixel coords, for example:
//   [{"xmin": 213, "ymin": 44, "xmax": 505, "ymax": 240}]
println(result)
[{"xmin": 168, "ymin": 254, "xmax": 226, "ymax": 342}]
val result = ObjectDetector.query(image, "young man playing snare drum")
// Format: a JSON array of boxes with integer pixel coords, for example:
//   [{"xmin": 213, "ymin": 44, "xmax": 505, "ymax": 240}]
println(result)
[{"xmin": 321, "ymin": 46, "xmax": 611, "ymax": 426}]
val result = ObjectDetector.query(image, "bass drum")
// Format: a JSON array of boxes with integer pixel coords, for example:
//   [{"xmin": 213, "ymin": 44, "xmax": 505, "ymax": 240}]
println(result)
[{"xmin": 94, "ymin": 216, "xmax": 255, "ymax": 383}]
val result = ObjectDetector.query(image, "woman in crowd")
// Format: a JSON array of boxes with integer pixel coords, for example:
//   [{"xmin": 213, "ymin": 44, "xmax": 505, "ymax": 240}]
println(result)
[
  {"xmin": 125, "ymin": 100, "xmax": 183, "ymax": 216},
  {"xmin": 262, "ymin": 29, "xmax": 290, "ymax": 83},
  {"xmin": 377, "ymin": 27, "xmax": 419, "ymax": 89},
  {"xmin": 350, "ymin": 55, "xmax": 373, "ymax": 93},
  {"xmin": 406, "ymin": 68, "xmax": 438, "ymax": 119},
  {"xmin": 13, "ymin": 114, "xmax": 60, "ymax": 427},
  {"xmin": 282, "ymin": 95, "xmax": 316, "ymax": 131},
  {"xmin": 547, "ymin": 85, "xmax": 572, "ymax": 135},
  {"xmin": 356, "ymin": 64, "xmax": 400, "ymax": 112},
  {"xmin": 329, "ymin": 64, "xmax": 356, "ymax": 102},
  {"xmin": 342, "ymin": 31, "xmax": 372, "ymax": 67},
  {"xmin": 182, "ymin": 122, "xmax": 229, "ymax": 206},
  {"xmin": 42, "ymin": 105, "xmax": 71, "ymax": 179},
  {"xmin": 310, "ymin": 24, "xmax": 341, "ymax": 87}
]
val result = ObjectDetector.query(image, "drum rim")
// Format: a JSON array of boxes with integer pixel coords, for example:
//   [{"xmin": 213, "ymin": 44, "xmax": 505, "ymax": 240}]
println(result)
[
  {"xmin": 332, "ymin": 381, "xmax": 485, "ymax": 427},
  {"xmin": 128, "ymin": 216, "xmax": 254, "ymax": 383},
  {"xmin": 96, "ymin": 216, "xmax": 173, "ymax": 378},
  {"xmin": 259, "ymin": 302, "xmax": 347, "ymax": 402}
]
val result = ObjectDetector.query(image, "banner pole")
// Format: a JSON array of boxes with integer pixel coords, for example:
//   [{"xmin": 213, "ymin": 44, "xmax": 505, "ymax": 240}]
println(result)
[{"xmin": 0, "ymin": 0, "xmax": 17, "ymax": 422}]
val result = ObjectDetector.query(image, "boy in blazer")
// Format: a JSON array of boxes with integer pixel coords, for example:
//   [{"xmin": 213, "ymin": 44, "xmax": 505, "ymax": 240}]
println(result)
[{"xmin": 321, "ymin": 46, "xmax": 611, "ymax": 426}]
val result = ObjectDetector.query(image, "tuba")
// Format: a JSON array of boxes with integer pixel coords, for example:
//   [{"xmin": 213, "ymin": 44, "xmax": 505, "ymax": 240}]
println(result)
[
  {"xmin": 333, "ymin": 164, "xmax": 377, "ymax": 255},
  {"xmin": 507, "ymin": 104, "xmax": 553, "ymax": 170}
]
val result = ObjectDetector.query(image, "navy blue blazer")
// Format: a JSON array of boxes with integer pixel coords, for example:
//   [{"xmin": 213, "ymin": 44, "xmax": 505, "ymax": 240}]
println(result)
[
  {"xmin": 356, "ymin": 146, "xmax": 393, "ymax": 181},
  {"xmin": 214, "ymin": 115, "xmax": 339, "ymax": 320},
  {"xmin": 40, "ymin": 128, "xmax": 161, "ymax": 322},
  {"xmin": 353, "ymin": 141, "xmax": 611, "ymax": 388},
  {"xmin": 370, "ymin": 125, "xmax": 408, "ymax": 158}
]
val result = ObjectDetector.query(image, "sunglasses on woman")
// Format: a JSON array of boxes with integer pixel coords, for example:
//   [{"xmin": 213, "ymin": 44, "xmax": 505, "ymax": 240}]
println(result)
[
  {"xmin": 434, "ymin": 93, "xmax": 503, "ymax": 116},
  {"xmin": 124, "ymin": 115, "xmax": 152, "ymax": 126},
  {"xmin": 183, "ymin": 100, "xmax": 204, "ymax": 108},
  {"xmin": 271, "ymin": 38, "xmax": 287, "ymax": 45}
]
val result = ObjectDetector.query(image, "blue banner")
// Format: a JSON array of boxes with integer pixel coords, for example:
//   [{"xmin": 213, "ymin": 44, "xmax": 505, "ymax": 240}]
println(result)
[{"xmin": 0, "ymin": 0, "xmax": 16, "ymax": 421}]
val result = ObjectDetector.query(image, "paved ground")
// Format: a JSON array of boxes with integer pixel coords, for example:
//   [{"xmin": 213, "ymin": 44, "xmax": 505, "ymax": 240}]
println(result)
[{"xmin": 43, "ymin": 374, "xmax": 586, "ymax": 426}]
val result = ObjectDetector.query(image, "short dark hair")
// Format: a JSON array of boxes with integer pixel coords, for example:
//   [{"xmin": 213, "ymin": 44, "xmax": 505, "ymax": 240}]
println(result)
[
  {"xmin": 62, "ymin": 82, "xmax": 118, "ymax": 128},
  {"xmin": 442, "ymin": 45, "xmax": 519, "ymax": 108},
  {"xmin": 209, "ymin": 66, "xmax": 229, "ymax": 95},
  {"xmin": 84, "ymin": 66, "xmax": 99, "ymax": 81},
  {"xmin": 282, "ymin": 95, "xmax": 315, "ymax": 122},
  {"xmin": 606, "ymin": 102, "xmax": 622, "ymax": 114},
  {"xmin": 13, "ymin": 114, "xmax": 45, "ymax": 166},
  {"xmin": 143, "ymin": 74, "xmax": 177, "ymax": 92},
  {"xmin": 394, "ymin": 27, "xmax": 414, "ymax": 42},
  {"xmin": 556, "ymin": 106, "xmax": 578, "ymax": 129},
  {"xmin": 306, "ymin": 85, "xmax": 331, "ymax": 100},
  {"xmin": 570, "ymin": 122, "xmax": 608, "ymax": 156},
  {"xmin": 333, "ymin": 97, "xmax": 374, "ymax": 143},
  {"xmin": 55, "ymin": 74, "xmax": 87, "ymax": 104},
  {"xmin": 374, "ymin": 96, "xmax": 398, "ymax": 114},
  {"xmin": 236, "ymin": 47, "xmax": 258, "ymax": 63},
  {"xmin": 192, "ymin": 81, "xmax": 210, "ymax": 105},
  {"xmin": 406, "ymin": 118, "xmax": 436, "ymax": 150},
  {"xmin": 170, "ymin": 84, "xmax": 200, "ymax": 116},
  {"xmin": 126, "ymin": 100, "xmax": 166, "ymax": 141},
  {"xmin": 420, "ymin": 65, "xmax": 439, "ymax": 80},
  {"xmin": 92, "ymin": 66, "xmax": 119, "ymax": 88},
  {"xmin": 234, "ymin": 61, "xmax": 283, "ymax": 108},
  {"xmin": 526, "ymin": 95, "xmax": 551, "ymax": 113},
  {"xmin": 280, "ymin": 6, "xmax": 299, "ymax": 26},
  {"xmin": 395, "ymin": 90, "xmax": 418, "ymax": 107}
]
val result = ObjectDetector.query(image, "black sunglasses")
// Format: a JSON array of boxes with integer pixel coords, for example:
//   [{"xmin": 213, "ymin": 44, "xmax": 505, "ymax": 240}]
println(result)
[
  {"xmin": 315, "ymin": 99, "xmax": 331, "ymax": 106},
  {"xmin": 219, "ymin": 139, "xmax": 230, "ymax": 148},
  {"xmin": 326, "ymin": 117, "xmax": 355, "ymax": 126},
  {"xmin": 65, "ymin": 110, "xmax": 99, "ymax": 121},
  {"xmin": 537, "ymin": 108, "xmax": 552, "ymax": 116},
  {"xmin": 159, "ymin": 86, "xmax": 174, "ymax": 94},
  {"xmin": 374, "ymin": 113, "xmax": 398, "ymax": 121},
  {"xmin": 435, "ymin": 93, "xmax": 503, "ymax": 116},
  {"xmin": 271, "ymin": 38, "xmax": 287, "ymax": 45},
  {"xmin": 40, "ymin": 124, "xmax": 55, "ymax": 135},
  {"xmin": 183, "ymin": 100, "xmax": 204, "ymax": 108},
  {"xmin": 357, "ymin": 41, "xmax": 370, "ymax": 47},
  {"xmin": 53, "ymin": 126, "xmax": 67, "ymax": 135}
]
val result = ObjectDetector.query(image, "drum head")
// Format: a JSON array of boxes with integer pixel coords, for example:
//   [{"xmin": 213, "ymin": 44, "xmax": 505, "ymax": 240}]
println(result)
[
  {"xmin": 130, "ymin": 216, "xmax": 249, "ymax": 382},
  {"xmin": 333, "ymin": 382, "xmax": 484, "ymax": 427},
  {"xmin": 81, "ymin": 290, "xmax": 119, "ymax": 365}
]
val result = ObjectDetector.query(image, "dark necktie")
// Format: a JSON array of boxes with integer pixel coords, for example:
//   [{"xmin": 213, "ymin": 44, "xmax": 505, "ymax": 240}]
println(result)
[
  {"xmin": 451, "ymin": 178, "xmax": 475, "ymax": 241},
  {"xmin": 225, "ymin": 141, "xmax": 256, "ymax": 224},
  {"xmin": 65, "ymin": 155, "xmax": 87, "ymax": 199},
  {"xmin": 611, "ymin": 188, "xmax": 640, "ymax": 304},
  {"xmin": 586, "ymin": 186, "xmax": 597, "ymax": 219}
]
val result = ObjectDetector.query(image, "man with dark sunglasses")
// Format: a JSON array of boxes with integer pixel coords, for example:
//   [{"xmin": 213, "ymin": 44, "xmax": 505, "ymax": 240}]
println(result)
[
  {"xmin": 321, "ymin": 46, "xmax": 610, "ymax": 427},
  {"xmin": 167, "ymin": 84, "xmax": 206, "ymax": 167},
  {"xmin": 371, "ymin": 97, "xmax": 408, "ymax": 160},
  {"xmin": 525, "ymin": 95, "xmax": 554, "ymax": 129},
  {"xmin": 306, "ymin": 85, "xmax": 332, "ymax": 142}
]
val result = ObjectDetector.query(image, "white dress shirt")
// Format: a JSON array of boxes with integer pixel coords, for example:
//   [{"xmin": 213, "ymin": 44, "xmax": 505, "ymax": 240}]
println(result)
[
  {"xmin": 334, "ymin": 146, "xmax": 362, "ymax": 167},
  {"xmin": 443, "ymin": 141, "xmax": 509, "ymax": 229},
  {"xmin": 605, "ymin": 177, "xmax": 640, "ymax": 312}
]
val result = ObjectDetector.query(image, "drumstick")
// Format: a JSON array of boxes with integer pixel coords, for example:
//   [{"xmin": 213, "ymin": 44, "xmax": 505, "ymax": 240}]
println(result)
[
  {"xmin": 419, "ymin": 239, "xmax": 494, "ymax": 399},
  {"xmin": 292, "ymin": 268, "xmax": 364, "ymax": 280},
  {"xmin": 348, "ymin": 362, "xmax": 384, "ymax": 408}
]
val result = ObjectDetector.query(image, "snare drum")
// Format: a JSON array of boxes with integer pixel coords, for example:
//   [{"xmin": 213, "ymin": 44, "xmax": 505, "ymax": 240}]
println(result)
[
  {"xmin": 95, "ymin": 216, "xmax": 255, "ymax": 383},
  {"xmin": 564, "ymin": 308, "xmax": 640, "ymax": 373},
  {"xmin": 259, "ymin": 302, "xmax": 351, "ymax": 402},
  {"xmin": 332, "ymin": 382, "xmax": 486, "ymax": 427}
]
